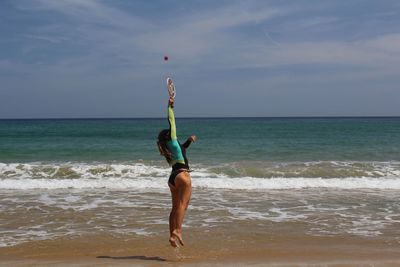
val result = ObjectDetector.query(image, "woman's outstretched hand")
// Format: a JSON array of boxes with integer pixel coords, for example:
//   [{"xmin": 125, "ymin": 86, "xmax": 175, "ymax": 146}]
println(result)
[
  {"xmin": 168, "ymin": 97, "xmax": 174, "ymax": 107},
  {"xmin": 189, "ymin": 135, "xmax": 197, "ymax": 142}
]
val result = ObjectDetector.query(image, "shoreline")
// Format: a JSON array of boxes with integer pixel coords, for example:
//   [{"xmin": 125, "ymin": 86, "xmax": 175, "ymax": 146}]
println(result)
[
  {"xmin": 1, "ymin": 188, "xmax": 400, "ymax": 266},
  {"xmin": 1, "ymin": 229, "xmax": 399, "ymax": 266}
]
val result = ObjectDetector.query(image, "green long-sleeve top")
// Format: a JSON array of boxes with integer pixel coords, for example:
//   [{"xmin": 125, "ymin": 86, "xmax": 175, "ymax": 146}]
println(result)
[{"xmin": 166, "ymin": 104, "xmax": 191, "ymax": 170}]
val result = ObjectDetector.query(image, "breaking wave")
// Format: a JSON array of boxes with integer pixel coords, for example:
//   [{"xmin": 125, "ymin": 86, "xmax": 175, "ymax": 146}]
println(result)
[{"xmin": 1, "ymin": 161, "xmax": 400, "ymax": 190}]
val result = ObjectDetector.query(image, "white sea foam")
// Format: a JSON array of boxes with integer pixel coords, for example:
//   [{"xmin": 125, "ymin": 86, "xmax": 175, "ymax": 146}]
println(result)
[
  {"xmin": 193, "ymin": 177, "xmax": 400, "ymax": 190},
  {"xmin": 1, "ymin": 186, "xmax": 399, "ymax": 247},
  {"xmin": 0, "ymin": 162, "xmax": 170, "ymax": 179},
  {"xmin": 1, "ymin": 176, "xmax": 400, "ymax": 190},
  {"xmin": 1, "ymin": 161, "xmax": 400, "ymax": 190}
]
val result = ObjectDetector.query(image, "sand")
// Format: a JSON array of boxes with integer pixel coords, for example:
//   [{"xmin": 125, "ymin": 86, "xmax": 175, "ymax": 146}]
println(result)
[{"xmin": 1, "ymin": 226, "xmax": 400, "ymax": 266}]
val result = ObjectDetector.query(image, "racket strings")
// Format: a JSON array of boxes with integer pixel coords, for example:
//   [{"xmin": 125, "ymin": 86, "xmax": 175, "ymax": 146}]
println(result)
[{"xmin": 167, "ymin": 78, "xmax": 176, "ymax": 98}]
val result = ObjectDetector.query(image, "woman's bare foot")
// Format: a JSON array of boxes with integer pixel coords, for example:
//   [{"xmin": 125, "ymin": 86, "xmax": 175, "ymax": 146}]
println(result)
[
  {"xmin": 172, "ymin": 230, "xmax": 184, "ymax": 246},
  {"xmin": 169, "ymin": 236, "xmax": 178, "ymax": 247}
]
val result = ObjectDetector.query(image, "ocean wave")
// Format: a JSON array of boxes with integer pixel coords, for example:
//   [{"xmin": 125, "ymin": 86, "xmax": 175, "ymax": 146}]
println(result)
[
  {"xmin": 1, "ymin": 177, "xmax": 400, "ymax": 190},
  {"xmin": 208, "ymin": 161, "xmax": 400, "ymax": 178},
  {"xmin": 1, "ymin": 161, "xmax": 400, "ymax": 179},
  {"xmin": 0, "ymin": 162, "xmax": 170, "ymax": 179},
  {"xmin": 1, "ymin": 161, "xmax": 400, "ymax": 190}
]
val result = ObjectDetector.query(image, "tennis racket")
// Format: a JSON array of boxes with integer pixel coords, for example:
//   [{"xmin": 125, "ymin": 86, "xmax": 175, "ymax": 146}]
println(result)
[{"xmin": 166, "ymin": 77, "xmax": 176, "ymax": 99}]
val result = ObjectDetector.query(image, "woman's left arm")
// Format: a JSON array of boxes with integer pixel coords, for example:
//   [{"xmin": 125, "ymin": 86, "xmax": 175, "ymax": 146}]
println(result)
[
  {"xmin": 182, "ymin": 135, "xmax": 196, "ymax": 149},
  {"xmin": 167, "ymin": 98, "xmax": 178, "ymax": 140}
]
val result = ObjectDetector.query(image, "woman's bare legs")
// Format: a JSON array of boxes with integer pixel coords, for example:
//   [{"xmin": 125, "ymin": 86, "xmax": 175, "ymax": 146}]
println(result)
[
  {"xmin": 168, "ymin": 171, "xmax": 192, "ymax": 247},
  {"xmin": 168, "ymin": 184, "xmax": 179, "ymax": 247}
]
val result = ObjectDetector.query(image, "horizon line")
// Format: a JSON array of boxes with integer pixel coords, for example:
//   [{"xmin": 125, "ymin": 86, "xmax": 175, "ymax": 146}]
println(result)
[{"xmin": 1, "ymin": 116, "xmax": 400, "ymax": 120}]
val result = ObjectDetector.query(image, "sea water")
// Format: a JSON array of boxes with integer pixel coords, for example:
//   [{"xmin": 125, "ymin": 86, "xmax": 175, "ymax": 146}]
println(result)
[{"xmin": 1, "ymin": 117, "xmax": 400, "ymax": 247}]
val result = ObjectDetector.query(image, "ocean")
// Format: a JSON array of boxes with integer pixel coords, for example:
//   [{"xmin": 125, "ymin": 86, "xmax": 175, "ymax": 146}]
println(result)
[{"xmin": 1, "ymin": 117, "xmax": 400, "ymax": 252}]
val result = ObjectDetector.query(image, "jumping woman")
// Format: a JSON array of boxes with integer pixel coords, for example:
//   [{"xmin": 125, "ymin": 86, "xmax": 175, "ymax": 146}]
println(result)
[{"xmin": 157, "ymin": 96, "xmax": 196, "ymax": 247}]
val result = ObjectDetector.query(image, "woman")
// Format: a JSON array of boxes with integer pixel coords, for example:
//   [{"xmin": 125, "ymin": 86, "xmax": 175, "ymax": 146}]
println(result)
[{"xmin": 157, "ymin": 97, "xmax": 196, "ymax": 247}]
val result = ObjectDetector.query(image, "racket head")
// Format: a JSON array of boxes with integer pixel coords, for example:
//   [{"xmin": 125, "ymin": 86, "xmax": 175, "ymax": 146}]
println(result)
[{"xmin": 166, "ymin": 77, "xmax": 176, "ymax": 99}]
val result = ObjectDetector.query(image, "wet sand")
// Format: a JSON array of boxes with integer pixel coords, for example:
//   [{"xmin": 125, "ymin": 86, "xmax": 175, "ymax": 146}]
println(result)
[
  {"xmin": 1, "ymin": 189, "xmax": 400, "ymax": 266},
  {"xmin": 1, "ymin": 223, "xmax": 400, "ymax": 266}
]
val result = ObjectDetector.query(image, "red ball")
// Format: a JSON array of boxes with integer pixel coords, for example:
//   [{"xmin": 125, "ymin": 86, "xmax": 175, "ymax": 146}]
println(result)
[{"xmin": 164, "ymin": 56, "xmax": 168, "ymax": 61}]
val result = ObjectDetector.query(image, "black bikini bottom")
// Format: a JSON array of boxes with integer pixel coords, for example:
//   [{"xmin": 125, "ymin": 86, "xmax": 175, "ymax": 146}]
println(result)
[{"xmin": 168, "ymin": 168, "xmax": 189, "ymax": 186}]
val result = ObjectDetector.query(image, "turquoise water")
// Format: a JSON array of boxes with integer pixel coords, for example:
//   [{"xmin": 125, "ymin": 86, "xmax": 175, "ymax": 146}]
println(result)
[
  {"xmin": 1, "ymin": 117, "xmax": 400, "ymax": 188},
  {"xmin": 1, "ymin": 117, "xmax": 399, "ymax": 163},
  {"xmin": 1, "ymin": 118, "xmax": 400, "ymax": 247}
]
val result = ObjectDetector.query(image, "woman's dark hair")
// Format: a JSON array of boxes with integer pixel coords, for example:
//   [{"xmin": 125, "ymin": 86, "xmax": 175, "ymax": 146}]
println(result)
[{"xmin": 157, "ymin": 129, "xmax": 172, "ymax": 163}]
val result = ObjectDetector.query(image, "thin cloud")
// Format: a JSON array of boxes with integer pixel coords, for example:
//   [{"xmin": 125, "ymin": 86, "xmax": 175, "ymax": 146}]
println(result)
[
  {"xmin": 2, "ymin": 0, "xmax": 400, "ymax": 117},
  {"xmin": 240, "ymin": 40, "xmax": 400, "ymax": 66},
  {"xmin": 11, "ymin": 1, "xmax": 400, "ymax": 73},
  {"xmin": 134, "ymin": 2, "xmax": 286, "ymax": 60},
  {"xmin": 22, "ymin": 34, "xmax": 67, "ymax": 43},
  {"xmin": 363, "ymin": 33, "xmax": 400, "ymax": 53}
]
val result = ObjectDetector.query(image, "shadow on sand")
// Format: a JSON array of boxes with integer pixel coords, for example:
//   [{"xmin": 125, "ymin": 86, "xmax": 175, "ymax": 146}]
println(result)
[{"xmin": 97, "ymin": 255, "xmax": 166, "ymax": 262}]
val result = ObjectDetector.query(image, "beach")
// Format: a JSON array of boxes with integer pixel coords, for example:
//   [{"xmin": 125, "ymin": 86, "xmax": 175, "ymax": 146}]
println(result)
[
  {"xmin": 3, "ymin": 234, "xmax": 399, "ymax": 266},
  {"xmin": 1, "ymin": 188, "xmax": 400, "ymax": 266},
  {"xmin": 1, "ymin": 236, "xmax": 400, "ymax": 267},
  {"xmin": 1, "ymin": 118, "xmax": 400, "ymax": 266},
  {"xmin": 1, "ymin": 203, "xmax": 400, "ymax": 266},
  {"xmin": 1, "ymin": 213, "xmax": 400, "ymax": 266},
  {"xmin": 2, "ymin": 0, "xmax": 400, "ymax": 264}
]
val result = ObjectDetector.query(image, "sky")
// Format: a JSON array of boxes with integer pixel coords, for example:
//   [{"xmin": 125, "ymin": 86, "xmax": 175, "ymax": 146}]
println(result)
[{"xmin": 1, "ymin": 0, "xmax": 400, "ymax": 118}]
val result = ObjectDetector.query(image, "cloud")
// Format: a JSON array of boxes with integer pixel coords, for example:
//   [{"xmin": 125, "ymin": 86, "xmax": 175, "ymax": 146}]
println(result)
[
  {"xmin": 3, "ymin": 0, "xmax": 400, "ymax": 117},
  {"xmin": 238, "ymin": 39, "xmax": 400, "ymax": 67},
  {"xmin": 364, "ymin": 33, "xmax": 400, "ymax": 53},
  {"xmin": 9, "ymin": 0, "xmax": 289, "ymax": 79},
  {"xmin": 22, "ymin": 34, "xmax": 68, "ymax": 43},
  {"xmin": 112, "ymin": 2, "xmax": 286, "ymax": 61},
  {"xmin": 11, "ymin": 1, "xmax": 400, "ymax": 74},
  {"xmin": 18, "ymin": 0, "xmax": 150, "ymax": 30}
]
